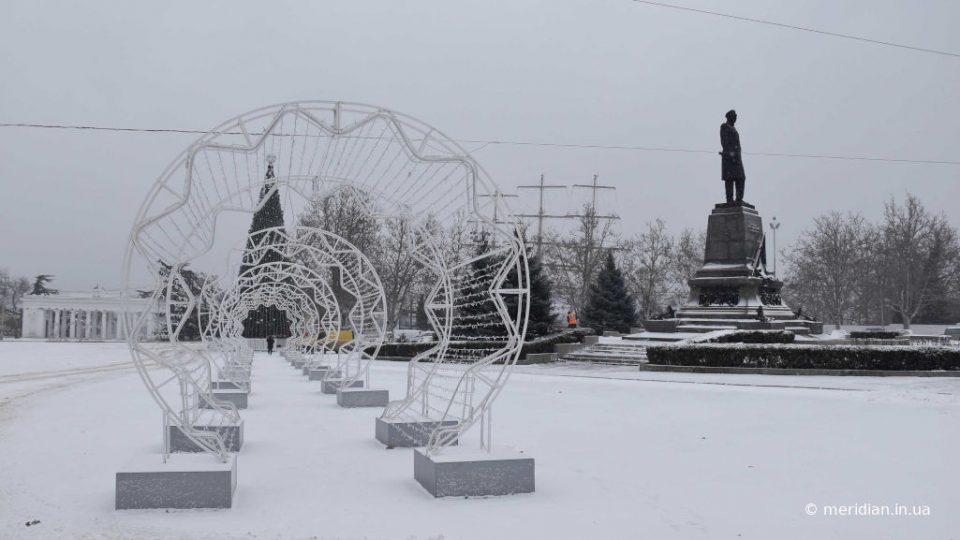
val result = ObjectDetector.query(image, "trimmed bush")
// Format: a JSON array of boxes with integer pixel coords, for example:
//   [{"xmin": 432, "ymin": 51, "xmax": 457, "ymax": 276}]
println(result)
[
  {"xmin": 849, "ymin": 331, "xmax": 901, "ymax": 340},
  {"xmin": 707, "ymin": 330, "xmax": 795, "ymax": 344},
  {"xmin": 646, "ymin": 344, "xmax": 960, "ymax": 371}
]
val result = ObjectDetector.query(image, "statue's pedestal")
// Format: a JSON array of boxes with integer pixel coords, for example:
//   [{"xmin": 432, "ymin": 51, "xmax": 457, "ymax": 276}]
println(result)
[
  {"xmin": 662, "ymin": 203, "xmax": 822, "ymax": 335},
  {"xmin": 414, "ymin": 447, "xmax": 534, "ymax": 497}
]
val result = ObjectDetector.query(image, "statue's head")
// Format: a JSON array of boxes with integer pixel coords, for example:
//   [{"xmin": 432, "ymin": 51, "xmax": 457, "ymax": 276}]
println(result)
[{"xmin": 725, "ymin": 109, "xmax": 737, "ymax": 124}]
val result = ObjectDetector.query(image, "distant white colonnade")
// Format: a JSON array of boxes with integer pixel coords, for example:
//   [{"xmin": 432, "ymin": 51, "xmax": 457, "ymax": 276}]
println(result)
[{"xmin": 20, "ymin": 288, "xmax": 160, "ymax": 341}]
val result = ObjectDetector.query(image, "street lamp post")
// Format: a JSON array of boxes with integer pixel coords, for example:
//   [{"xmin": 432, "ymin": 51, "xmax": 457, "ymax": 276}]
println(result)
[{"xmin": 769, "ymin": 217, "xmax": 781, "ymax": 276}]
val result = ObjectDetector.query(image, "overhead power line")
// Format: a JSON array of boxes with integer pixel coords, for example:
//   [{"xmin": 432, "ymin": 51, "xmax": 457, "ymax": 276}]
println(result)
[
  {"xmin": 0, "ymin": 121, "xmax": 958, "ymax": 166},
  {"xmin": 633, "ymin": 0, "xmax": 960, "ymax": 59}
]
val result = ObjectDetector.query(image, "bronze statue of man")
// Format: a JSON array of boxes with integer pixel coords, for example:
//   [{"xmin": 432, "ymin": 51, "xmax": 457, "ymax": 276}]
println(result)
[{"xmin": 719, "ymin": 109, "xmax": 746, "ymax": 204}]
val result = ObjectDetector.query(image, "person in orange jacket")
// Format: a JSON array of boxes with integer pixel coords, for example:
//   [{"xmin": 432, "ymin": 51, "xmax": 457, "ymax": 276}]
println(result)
[{"xmin": 566, "ymin": 309, "xmax": 578, "ymax": 328}]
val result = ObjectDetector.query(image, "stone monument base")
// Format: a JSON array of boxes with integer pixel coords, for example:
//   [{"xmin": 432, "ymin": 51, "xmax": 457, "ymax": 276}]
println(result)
[
  {"xmin": 413, "ymin": 447, "xmax": 534, "ymax": 497},
  {"xmin": 167, "ymin": 419, "xmax": 244, "ymax": 453},
  {"xmin": 375, "ymin": 416, "xmax": 459, "ymax": 448},
  {"xmin": 660, "ymin": 202, "xmax": 823, "ymax": 335},
  {"xmin": 115, "ymin": 454, "xmax": 237, "ymax": 509},
  {"xmin": 321, "ymin": 378, "xmax": 363, "ymax": 394},
  {"xmin": 337, "ymin": 388, "xmax": 389, "ymax": 407},
  {"xmin": 201, "ymin": 389, "xmax": 248, "ymax": 410}
]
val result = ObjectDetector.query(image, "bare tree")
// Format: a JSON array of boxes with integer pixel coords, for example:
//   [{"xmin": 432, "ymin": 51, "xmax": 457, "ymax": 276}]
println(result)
[
  {"xmin": 670, "ymin": 228, "xmax": 705, "ymax": 306},
  {"xmin": 541, "ymin": 203, "xmax": 620, "ymax": 313},
  {"xmin": 879, "ymin": 194, "xmax": 960, "ymax": 329},
  {"xmin": 440, "ymin": 209, "xmax": 472, "ymax": 267},
  {"xmin": 0, "ymin": 269, "xmax": 9, "ymax": 338},
  {"xmin": 299, "ymin": 186, "xmax": 381, "ymax": 252},
  {"xmin": 1, "ymin": 271, "xmax": 35, "ymax": 338},
  {"xmin": 298, "ymin": 186, "xmax": 382, "ymax": 326},
  {"xmin": 852, "ymin": 226, "xmax": 889, "ymax": 325},
  {"xmin": 781, "ymin": 212, "xmax": 871, "ymax": 329},
  {"xmin": 621, "ymin": 219, "xmax": 674, "ymax": 320},
  {"xmin": 376, "ymin": 213, "xmax": 431, "ymax": 330}
]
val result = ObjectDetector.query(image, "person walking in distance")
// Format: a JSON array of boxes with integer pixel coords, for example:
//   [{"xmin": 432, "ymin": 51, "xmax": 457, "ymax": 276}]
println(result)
[
  {"xmin": 266, "ymin": 334, "xmax": 275, "ymax": 355},
  {"xmin": 566, "ymin": 309, "xmax": 578, "ymax": 329}
]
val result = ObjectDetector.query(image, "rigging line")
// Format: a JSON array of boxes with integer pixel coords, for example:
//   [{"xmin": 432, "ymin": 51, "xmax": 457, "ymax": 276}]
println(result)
[
  {"xmin": 632, "ymin": 0, "xmax": 960, "ymax": 59},
  {"xmin": 456, "ymin": 139, "xmax": 960, "ymax": 166},
  {"xmin": 1, "ymin": 122, "xmax": 957, "ymax": 166}
]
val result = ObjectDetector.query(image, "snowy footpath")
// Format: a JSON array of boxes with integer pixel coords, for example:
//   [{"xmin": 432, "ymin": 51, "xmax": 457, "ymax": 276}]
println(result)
[{"xmin": 0, "ymin": 342, "xmax": 957, "ymax": 539}]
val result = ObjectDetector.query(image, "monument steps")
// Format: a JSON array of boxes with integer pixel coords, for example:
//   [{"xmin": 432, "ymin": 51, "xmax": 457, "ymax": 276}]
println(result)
[
  {"xmin": 676, "ymin": 324, "xmax": 738, "ymax": 333},
  {"xmin": 675, "ymin": 309, "xmax": 796, "ymax": 320},
  {"xmin": 784, "ymin": 326, "xmax": 812, "ymax": 336},
  {"xmin": 562, "ymin": 342, "xmax": 649, "ymax": 364},
  {"xmin": 623, "ymin": 333, "xmax": 692, "ymax": 343}
]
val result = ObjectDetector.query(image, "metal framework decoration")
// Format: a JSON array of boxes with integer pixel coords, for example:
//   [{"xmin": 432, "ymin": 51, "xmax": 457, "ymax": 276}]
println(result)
[{"xmin": 123, "ymin": 101, "xmax": 529, "ymax": 461}]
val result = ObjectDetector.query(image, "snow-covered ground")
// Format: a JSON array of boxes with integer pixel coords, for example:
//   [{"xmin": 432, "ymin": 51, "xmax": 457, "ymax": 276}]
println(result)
[{"xmin": 1, "ymin": 342, "xmax": 957, "ymax": 539}]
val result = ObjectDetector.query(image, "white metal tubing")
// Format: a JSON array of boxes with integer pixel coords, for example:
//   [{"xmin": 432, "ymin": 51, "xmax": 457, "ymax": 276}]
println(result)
[{"xmin": 123, "ymin": 102, "xmax": 529, "ymax": 461}]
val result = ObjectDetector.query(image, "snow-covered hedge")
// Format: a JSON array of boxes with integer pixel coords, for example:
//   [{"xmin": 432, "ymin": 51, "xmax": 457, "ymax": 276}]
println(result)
[
  {"xmin": 705, "ymin": 330, "xmax": 795, "ymax": 344},
  {"xmin": 849, "ymin": 331, "xmax": 901, "ymax": 340},
  {"xmin": 645, "ymin": 344, "xmax": 960, "ymax": 371}
]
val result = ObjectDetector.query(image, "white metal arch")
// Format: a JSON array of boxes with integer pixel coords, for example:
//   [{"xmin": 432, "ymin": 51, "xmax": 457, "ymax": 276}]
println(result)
[{"xmin": 123, "ymin": 101, "xmax": 529, "ymax": 461}]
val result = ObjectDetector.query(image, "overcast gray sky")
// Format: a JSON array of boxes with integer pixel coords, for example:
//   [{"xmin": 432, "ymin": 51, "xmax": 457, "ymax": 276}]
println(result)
[{"xmin": 1, "ymin": 0, "xmax": 958, "ymax": 290}]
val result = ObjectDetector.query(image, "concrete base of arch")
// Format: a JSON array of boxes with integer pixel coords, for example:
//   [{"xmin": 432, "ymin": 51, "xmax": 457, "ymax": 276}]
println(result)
[
  {"xmin": 321, "ymin": 378, "xmax": 363, "ymax": 394},
  {"xmin": 201, "ymin": 389, "xmax": 249, "ymax": 410},
  {"xmin": 337, "ymin": 388, "xmax": 388, "ymax": 408},
  {"xmin": 375, "ymin": 417, "xmax": 459, "ymax": 448},
  {"xmin": 308, "ymin": 367, "xmax": 333, "ymax": 381},
  {"xmin": 166, "ymin": 420, "xmax": 244, "ymax": 453},
  {"xmin": 413, "ymin": 447, "xmax": 534, "ymax": 497},
  {"xmin": 115, "ymin": 454, "xmax": 237, "ymax": 510}
]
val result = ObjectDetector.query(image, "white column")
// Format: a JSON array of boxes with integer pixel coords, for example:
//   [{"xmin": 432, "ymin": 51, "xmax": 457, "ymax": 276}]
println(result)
[
  {"xmin": 53, "ymin": 310, "xmax": 61, "ymax": 339},
  {"xmin": 117, "ymin": 312, "xmax": 126, "ymax": 340},
  {"xmin": 100, "ymin": 311, "xmax": 107, "ymax": 339},
  {"xmin": 35, "ymin": 309, "xmax": 47, "ymax": 338},
  {"xmin": 146, "ymin": 311, "xmax": 156, "ymax": 341},
  {"xmin": 21, "ymin": 308, "xmax": 43, "ymax": 338},
  {"xmin": 69, "ymin": 311, "xmax": 77, "ymax": 339}
]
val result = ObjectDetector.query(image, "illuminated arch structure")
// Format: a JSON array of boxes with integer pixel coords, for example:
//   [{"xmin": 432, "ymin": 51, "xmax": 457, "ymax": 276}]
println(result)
[{"xmin": 122, "ymin": 102, "xmax": 530, "ymax": 496}]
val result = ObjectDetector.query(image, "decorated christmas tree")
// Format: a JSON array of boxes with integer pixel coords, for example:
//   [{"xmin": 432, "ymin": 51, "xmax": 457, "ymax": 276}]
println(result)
[{"xmin": 239, "ymin": 155, "xmax": 291, "ymax": 338}]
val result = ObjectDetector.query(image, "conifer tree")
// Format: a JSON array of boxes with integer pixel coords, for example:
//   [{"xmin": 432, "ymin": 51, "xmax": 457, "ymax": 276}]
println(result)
[
  {"xmin": 155, "ymin": 261, "xmax": 210, "ymax": 341},
  {"xmin": 581, "ymin": 251, "xmax": 637, "ymax": 334},
  {"xmin": 239, "ymin": 156, "xmax": 291, "ymax": 338},
  {"xmin": 415, "ymin": 295, "xmax": 430, "ymax": 331},
  {"xmin": 457, "ymin": 231, "xmax": 501, "ymax": 338},
  {"xmin": 525, "ymin": 252, "xmax": 555, "ymax": 337},
  {"xmin": 31, "ymin": 275, "xmax": 58, "ymax": 295}
]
